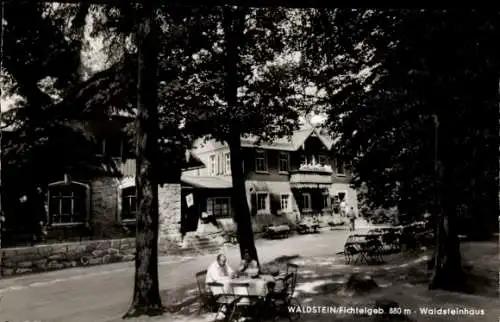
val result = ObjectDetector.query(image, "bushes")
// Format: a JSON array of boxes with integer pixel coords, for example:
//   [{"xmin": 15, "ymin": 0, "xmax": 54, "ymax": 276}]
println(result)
[{"xmin": 364, "ymin": 207, "xmax": 399, "ymax": 225}]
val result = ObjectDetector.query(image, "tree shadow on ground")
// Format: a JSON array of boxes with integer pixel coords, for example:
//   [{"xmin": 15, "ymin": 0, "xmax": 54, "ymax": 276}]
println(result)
[{"xmin": 123, "ymin": 242, "xmax": 498, "ymax": 321}]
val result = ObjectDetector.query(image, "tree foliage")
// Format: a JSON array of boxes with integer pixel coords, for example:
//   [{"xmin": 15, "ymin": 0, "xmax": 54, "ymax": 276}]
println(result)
[
  {"xmin": 1, "ymin": 3, "xmax": 96, "ymax": 223},
  {"xmin": 299, "ymin": 9, "xmax": 499, "ymax": 291},
  {"xmin": 300, "ymin": 9, "xmax": 499, "ymax": 229}
]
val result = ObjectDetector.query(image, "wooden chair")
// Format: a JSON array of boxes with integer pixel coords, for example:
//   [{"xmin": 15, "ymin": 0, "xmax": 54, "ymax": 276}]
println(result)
[
  {"xmin": 206, "ymin": 282, "xmax": 238, "ymax": 322},
  {"xmin": 195, "ymin": 270, "xmax": 217, "ymax": 314},
  {"xmin": 286, "ymin": 263, "xmax": 299, "ymax": 289},
  {"xmin": 344, "ymin": 242, "xmax": 367, "ymax": 264}
]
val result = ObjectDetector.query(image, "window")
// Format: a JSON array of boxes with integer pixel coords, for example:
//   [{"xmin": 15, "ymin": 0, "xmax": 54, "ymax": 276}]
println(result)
[
  {"xmin": 318, "ymin": 155, "xmax": 327, "ymax": 167},
  {"xmin": 280, "ymin": 194, "xmax": 290, "ymax": 211},
  {"xmin": 121, "ymin": 186, "xmax": 137, "ymax": 221},
  {"xmin": 302, "ymin": 193, "xmax": 311, "ymax": 211},
  {"xmin": 255, "ymin": 150, "xmax": 267, "ymax": 172},
  {"xmin": 48, "ymin": 184, "xmax": 87, "ymax": 224},
  {"xmin": 323, "ymin": 193, "xmax": 330, "ymax": 209},
  {"xmin": 257, "ymin": 193, "xmax": 268, "ymax": 212},
  {"xmin": 279, "ymin": 152, "xmax": 290, "ymax": 172},
  {"xmin": 207, "ymin": 197, "xmax": 231, "ymax": 218},
  {"xmin": 300, "ymin": 155, "xmax": 307, "ymax": 166},
  {"xmin": 209, "ymin": 154, "xmax": 216, "ymax": 176},
  {"xmin": 336, "ymin": 159, "xmax": 345, "ymax": 175},
  {"xmin": 224, "ymin": 152, "xmax": 231, "ymax": 174}
]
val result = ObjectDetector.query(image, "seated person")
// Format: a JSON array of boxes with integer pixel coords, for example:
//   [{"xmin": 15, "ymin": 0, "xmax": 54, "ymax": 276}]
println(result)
[
  {"xmin": 206, "ymin": 254, "xmax": 236, "ymax": 290},
  {"xmin": 238, "ymin": 250, "xmax": 259, "ymax": 276}
]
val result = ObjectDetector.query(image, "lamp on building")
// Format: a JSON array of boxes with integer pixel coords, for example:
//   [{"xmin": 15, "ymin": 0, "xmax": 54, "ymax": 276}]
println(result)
[{"xmin": 64, "ymin": 174, "xmax": 71, "ymax": 185}]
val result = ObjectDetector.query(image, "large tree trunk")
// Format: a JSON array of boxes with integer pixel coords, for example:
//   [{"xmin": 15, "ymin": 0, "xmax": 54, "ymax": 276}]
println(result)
[
  {"xmin": 124, "ymin": 4, "xmax": 163, "ymax": 318},
  {"xmin": 223, "ymin": 5, "xmax": 259, "ymax": 265},
  {"xmin": 428, "ymin": 112, "xmax": 464, "ymax": 291},
  {"xmin": 228, "ymin": 135, "xmax": 260, "ymax": 265}
]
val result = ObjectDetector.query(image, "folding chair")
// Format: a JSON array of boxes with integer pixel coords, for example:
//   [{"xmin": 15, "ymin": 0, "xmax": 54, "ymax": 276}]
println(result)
[
  {"xmin": 228, "ymin": 282, "xmax": 262, "ymax": 322},
  {"xmin": 195, "ymin": 270, "xmax": 218, "ymax": 314},
  {"xmin": 275, "ymin": 262, "xmax": 298, "ymax": 286},
  {"xmin": 365, "ymin": 239, "xmax": 384, "ymax": 263},
  {"xmin": 344, "ymin": 243, "xmax": 365, "ymax": 264},
  {"xmin": 207, "ymin": 282, "xmax": 238, "ymax": 322}
]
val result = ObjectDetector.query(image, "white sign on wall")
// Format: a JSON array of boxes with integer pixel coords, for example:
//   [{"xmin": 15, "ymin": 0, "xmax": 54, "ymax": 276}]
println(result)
[{"xmin": 186, "ymin": 193, "xmax": 194, "ymax": 208}]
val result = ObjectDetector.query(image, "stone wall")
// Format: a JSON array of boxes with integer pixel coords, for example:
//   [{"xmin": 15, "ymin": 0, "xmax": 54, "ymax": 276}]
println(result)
[
  {"xmin": 158, "ymin": 183, "xmax": 182, "ymax": 251},
  {"xmin": 90, "ymin": 177, "xmax": 128, "ymax": 238},
  {"xmin": 0, "ymin": 238, "xmax": 136, "ymax": 277}
]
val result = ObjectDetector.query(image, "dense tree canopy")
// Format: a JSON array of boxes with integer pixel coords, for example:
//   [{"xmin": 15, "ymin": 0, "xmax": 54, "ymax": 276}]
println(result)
[
  {"xmin": 298, "ymin": 8, "xmax": 499, "ymax": 291},
  {"xmin": 299, "ymin": 9, "xmax": 499, "ymax": 231},
  {"xmin": 1, "ymin": 3, "xmax": 98, "ymax": 228}
]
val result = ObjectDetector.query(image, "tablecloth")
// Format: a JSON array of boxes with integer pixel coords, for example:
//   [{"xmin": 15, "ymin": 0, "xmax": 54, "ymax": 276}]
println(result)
[{"xmin": 210, "ymin": 275, "xmax": 275, "ymax": 297}]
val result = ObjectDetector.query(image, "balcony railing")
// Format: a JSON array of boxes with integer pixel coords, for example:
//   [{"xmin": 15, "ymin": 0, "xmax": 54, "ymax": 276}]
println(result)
[
  {"xmin": 298, "ymin": 163, "xmax": 333, "ymax": 173},
  {"xmin": 290, "ymin": 165, "xmax": 333, "ymax": 188}
]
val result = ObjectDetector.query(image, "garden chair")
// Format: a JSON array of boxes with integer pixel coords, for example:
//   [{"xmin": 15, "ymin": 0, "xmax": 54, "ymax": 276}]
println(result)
[{"xmin": 195, "ymin": 270, "xmax": 218, "ymax": 314}]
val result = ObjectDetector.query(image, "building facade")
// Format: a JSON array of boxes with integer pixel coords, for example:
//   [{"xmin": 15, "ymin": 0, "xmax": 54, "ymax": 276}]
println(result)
[
  {"xmin": 3, "ymin": 116, "xmax": 203, "ymax": 247},
  {"xmin": 182, "ymin": 126, "xmax": 358, "ymax": 234}
]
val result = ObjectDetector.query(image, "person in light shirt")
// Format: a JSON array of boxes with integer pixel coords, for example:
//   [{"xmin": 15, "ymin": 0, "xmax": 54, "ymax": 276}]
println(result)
[
  {"xmin": 206, "ymin": 254, "xmax": 236, "ymax": 287},
  {"xmin": 340, "ymin": 200, "xmax": 347, "ymax": 217}
]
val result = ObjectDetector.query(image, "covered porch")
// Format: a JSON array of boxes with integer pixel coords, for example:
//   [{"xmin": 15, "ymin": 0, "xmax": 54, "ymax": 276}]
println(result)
[
  {"xmin": 289, "ymin": 168, "xmax": 333, "ymax": 218},
  {"xmin": 180, "ymin": 175, "xmax": 233, "ymax": 237}
]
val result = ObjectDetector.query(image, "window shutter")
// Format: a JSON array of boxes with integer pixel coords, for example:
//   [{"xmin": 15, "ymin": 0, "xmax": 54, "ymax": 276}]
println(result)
[{"xmin": 250, "ymin": 193, "xmax": 257, "ymax": 216}]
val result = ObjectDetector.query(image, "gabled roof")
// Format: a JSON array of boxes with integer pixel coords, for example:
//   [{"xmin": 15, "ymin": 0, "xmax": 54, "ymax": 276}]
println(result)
[{"xmin": 240, "ymin": 126, "xmax": 334, "ymax": 151}]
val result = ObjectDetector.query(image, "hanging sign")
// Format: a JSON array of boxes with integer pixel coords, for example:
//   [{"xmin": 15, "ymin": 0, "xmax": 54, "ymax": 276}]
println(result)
[{"xmin": 186, "ymin": 193, "xmax": 194, "ymax": 208}]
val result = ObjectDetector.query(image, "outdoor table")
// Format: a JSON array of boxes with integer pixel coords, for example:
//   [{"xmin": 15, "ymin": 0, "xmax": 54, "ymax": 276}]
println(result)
[
  {"xmin": 211, "ymin": 274, "xmax": 276, "ymax": 297},
  {"xmin": 344, "ymin": 234, "xmax": 384, "ymax": 264},
  {"xmin": 297, "ymin": 221, "xmax": 320, "ymax": 234},
  {"xmin": 269, "ymin": 225, "xmax": 290, "ymax": 232},
  {"xmin": 266, "ymin": 225, "xmax": 291, "ymax": 239}
]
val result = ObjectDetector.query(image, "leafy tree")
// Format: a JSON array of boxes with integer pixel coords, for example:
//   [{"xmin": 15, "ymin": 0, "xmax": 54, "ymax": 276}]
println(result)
[
  {"xmin": 178, "ymin": 6, "xmax": 305, "ymax": 263},
  {"xmin": 122, "ymin": 3, "xmax": 163, "ymax": 316},
  {"xmin": 299, "ymin": 9, "xmax": 499, "ymax": 291},
  {"xmin": 62, "ymin": 5, "xmax": 230, "ymax": 316},
  {"xmin": 1, "ymin": 2, "xmax": 93, "ymax": 242}
]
